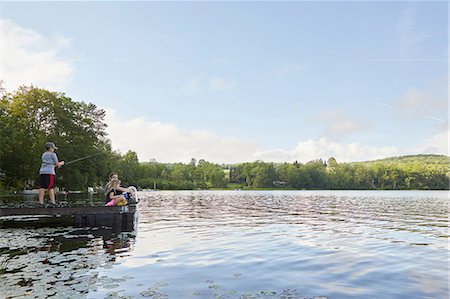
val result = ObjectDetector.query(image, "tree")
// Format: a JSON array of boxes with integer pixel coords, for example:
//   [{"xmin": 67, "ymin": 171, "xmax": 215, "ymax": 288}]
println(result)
[
  {"xmin": 117, "ymin": 151, "xmax": 141, "ymax": 186},
  {"xmin": 253, "ymin": 163, "xmax": 276, "ymax": 188},
  {"xmin": 305, "ymin": 159, "xmax": 329, "ymax": 189},
  {"xmin": 0, "ymin": 86, "xmax": 110, "ymax": 190}
]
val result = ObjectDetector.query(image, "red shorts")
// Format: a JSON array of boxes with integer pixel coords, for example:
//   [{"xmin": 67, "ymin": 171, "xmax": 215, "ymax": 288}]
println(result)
[{"xmin": 40, "ymin": 174, "xmax": 55, "ymax": 189}]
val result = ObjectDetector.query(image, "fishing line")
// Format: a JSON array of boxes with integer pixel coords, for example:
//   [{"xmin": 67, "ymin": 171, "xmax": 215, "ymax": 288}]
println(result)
[{"xmin": 64, "ymin": 152, "xmax": 105, "ymax": 166}]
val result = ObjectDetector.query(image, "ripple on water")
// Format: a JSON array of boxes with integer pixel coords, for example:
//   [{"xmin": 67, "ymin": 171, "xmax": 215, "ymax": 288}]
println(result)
[
  {"xmin": 128, "ymin": 191, "xmax": 448, "ymax": 298},
  {"xmin": 0, "ymin": 227, "xmax": 136, "ymax": 298},
  {"xmin": 1, "ymin": 190, "xmax": 448, "ymax": 298}
]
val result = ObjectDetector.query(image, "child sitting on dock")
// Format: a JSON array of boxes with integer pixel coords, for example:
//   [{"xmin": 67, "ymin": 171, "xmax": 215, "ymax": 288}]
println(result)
[
  {"xmin": 105, "ymin": 179, "xmax": 128, "ymax": 207},
  {"xmin": 107, "ymin": 172, "xmax": 132, "ymax": 194}
]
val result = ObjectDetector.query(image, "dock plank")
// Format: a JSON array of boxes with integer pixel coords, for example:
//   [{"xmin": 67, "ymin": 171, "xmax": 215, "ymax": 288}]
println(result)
[{"xmin": 0, "ymin": 205, "xmax": 136, "ymax": 217}]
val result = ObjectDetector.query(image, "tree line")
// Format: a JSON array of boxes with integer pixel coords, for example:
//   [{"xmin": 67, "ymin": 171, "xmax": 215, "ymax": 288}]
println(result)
[
  {"xmin": 229, "ymin": 156, "xmax": 449, "ymax": 190},
  {"xmin": 108, "ymin": 154, "xmax": 450, "ymax": 190},
  {"xmin": 0, "ymin": 86, "xmax": 448, "ymax": 192}
]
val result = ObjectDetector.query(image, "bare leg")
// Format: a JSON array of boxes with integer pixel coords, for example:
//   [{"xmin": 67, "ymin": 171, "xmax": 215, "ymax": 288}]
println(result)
[
  {"xmin": 117, "ymin": 196, "xmax": 127, "ymax": 205},
  {"xmin": 38, "ymin": 188, "xmax": 46, "ymax": 204},
  {"xmin": 48, "ymin": 188, "xmax": 56, "ymax": 204}
]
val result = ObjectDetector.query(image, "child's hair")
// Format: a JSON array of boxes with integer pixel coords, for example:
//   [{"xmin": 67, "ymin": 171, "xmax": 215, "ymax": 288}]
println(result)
[
  {"xmin": 104, "ymin": 181, "xmax": 111, "ymax": 196},
  {"xmin": 109, "ymin": 178, "xmax": 120, "ymax": 190}
]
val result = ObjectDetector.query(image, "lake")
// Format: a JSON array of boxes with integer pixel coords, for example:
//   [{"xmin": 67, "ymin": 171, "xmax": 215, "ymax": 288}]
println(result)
[{"xmin": 0, "ymin": 190, "xmax": 448, "ymax": 299}]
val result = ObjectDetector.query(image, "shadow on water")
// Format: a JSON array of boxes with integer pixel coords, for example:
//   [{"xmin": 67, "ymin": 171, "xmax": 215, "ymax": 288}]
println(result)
[
  {"xmin": 0, "ymin": 225, "xmax": 136, "ymax": 298},
  {"xmin": 0, "ymin": 194, "xmax": 139, "ymax": 298}
]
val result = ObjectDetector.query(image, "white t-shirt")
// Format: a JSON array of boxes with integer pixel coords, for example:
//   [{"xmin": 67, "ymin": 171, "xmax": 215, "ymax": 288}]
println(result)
[{"xmin": 39, "ymin": 151, "xmax": 58, "ymax": 175}]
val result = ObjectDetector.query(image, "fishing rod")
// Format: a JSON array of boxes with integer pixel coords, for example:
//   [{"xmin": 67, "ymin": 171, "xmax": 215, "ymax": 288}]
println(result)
[{"xmin": 64, "ymin": 152, "xmax": 105, "ymax": 166}]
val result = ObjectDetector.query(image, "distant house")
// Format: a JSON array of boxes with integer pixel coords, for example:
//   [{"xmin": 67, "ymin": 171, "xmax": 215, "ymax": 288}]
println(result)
[{"xmin": 273, "ymin": 181, "xmax": 287, "ymax": 187}]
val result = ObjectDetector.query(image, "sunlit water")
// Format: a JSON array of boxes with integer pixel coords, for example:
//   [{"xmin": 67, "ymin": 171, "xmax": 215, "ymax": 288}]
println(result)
[{"xmin": 1, "ymin": 190, "xmax": 448, "ymax": 299}]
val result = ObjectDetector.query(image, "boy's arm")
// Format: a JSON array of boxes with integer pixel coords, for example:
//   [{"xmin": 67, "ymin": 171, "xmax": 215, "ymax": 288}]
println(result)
[{"xmin": 53, "ymin": 153, "xmax": 65, "ymax": 167}]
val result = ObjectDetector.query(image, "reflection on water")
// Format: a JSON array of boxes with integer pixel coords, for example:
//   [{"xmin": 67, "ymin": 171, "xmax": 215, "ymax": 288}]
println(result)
[
  {"xmin": 0, "ymin": 227, "xmax": 135, "ymax": 298},
  {"xmin": 1, "ymin": 190, "xmax": 448, "ymax": 298}
]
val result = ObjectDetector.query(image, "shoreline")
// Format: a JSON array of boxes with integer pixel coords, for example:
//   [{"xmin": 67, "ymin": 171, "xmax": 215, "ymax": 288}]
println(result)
[{"xmin": 2, "ymin": 188, "xmax": 449, "ymax": 197}]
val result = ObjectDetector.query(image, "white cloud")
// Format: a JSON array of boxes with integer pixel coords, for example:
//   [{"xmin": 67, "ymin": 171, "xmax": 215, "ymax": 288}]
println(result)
[
  {"xmin": 210, "ymin": 58, "xmax": 228, "ymax": 65},
  {"xmin": 415, "ymin": 130, "xmax": 449, "ymax": 156},
  {"xmin": 315, "ymin": 110, "xmax": 368, "ymax": 140},
  {"xmin": 104, "ymin": 109, "xmax": 401, "ymax": 164},
  {"xmin": 362, "ymin": 100, "xmax": 392, "ymax": 107},
  {"xmin": 274, "ymin": 63, "xmax": 302, "ymax": 77},
  {"xmin": 183, "ymin": 78, "xmax": 202, "ymax": 94},
  {"xmin": 395, "ymin": 6, "xmax": 430, "ymax": 57},
  {"xmin": 255, "ymin": 138, "xmax": 399, "ymax": 163},
  {"xmin": 397, "ymin": 88, "xmax": 447, "ymax": 118},
  {"xmin": 209, "ymin": 77, "xmax": 236, "ymax": 92},
  {"xmin": 104, "ymin": 108, "xmax": 261, "ymax": 163},
  {"xmin": 181, "ymin": 76, "xmax": 237, "ymax": 95},
  {"xmin": 1, "ymin": 19, "xmax": 74, "ymax": 91}
]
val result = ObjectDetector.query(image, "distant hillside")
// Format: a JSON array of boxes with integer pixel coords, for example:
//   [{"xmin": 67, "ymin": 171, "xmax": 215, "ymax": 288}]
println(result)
[
  {"xmin": 353, "ymin": 154, "xmax": 450, "ymax": 173},
  {"xmin": 357, "ymin": 154, "xmax": 450, "ymax": 165}
]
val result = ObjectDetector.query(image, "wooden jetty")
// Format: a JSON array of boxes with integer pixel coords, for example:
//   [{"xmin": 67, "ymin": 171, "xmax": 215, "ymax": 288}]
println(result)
[{"xmin": 0, "ymin": 205, "xmax": 137, "ymax": 233}]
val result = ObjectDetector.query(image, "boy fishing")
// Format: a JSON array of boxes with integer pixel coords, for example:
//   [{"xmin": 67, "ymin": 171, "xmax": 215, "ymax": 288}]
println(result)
[{"xmin": 38, "ymin": 142, "xmax": 65, "ymax": 207}]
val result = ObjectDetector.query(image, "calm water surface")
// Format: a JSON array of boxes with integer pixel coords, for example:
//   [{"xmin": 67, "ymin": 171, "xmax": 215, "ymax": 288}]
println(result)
[{"xmin": 1, "ymin": 190, "xmax": 448, "ymax": 299}]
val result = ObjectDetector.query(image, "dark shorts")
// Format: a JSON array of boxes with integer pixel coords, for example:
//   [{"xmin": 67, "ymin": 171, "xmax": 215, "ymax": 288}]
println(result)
[{"xmin": 40, "ymin": 174, "xmax": 55, "ymax": 189}]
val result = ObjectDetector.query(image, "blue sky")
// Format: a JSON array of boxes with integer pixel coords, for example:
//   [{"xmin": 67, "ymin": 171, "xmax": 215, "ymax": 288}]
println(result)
[{"xmin": 2, "ymin": 1, "xmax": 448, "ymax": 163}]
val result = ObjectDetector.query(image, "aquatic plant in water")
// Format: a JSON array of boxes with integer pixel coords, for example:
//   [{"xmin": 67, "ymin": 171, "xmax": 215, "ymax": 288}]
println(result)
[{"xmin": 0, "ymin": 227, "xmax": 135, "ymax": 298}]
